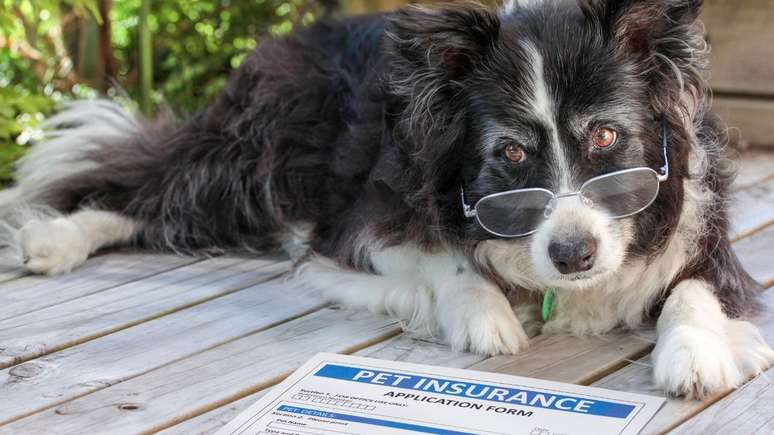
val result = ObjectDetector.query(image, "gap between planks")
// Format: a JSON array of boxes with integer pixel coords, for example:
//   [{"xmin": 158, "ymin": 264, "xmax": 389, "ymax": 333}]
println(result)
[
  {"xmin": 0, "ymin": 308, "xmax": 402, "ymax": 434},
  {"xmin": 0, "ymin": 269, "xmax": 329, "ymax": 426},
  {"xmin": 0, "ymin": 257, "xmax": 290, "ymax": 368},
  {"xmin": 0, "ymin": 251, "xmax": 199, "ymax": 322}
]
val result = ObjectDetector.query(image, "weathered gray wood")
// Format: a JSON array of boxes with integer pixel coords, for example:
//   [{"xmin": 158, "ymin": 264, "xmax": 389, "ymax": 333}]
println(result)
[
  {"xmin": 592, "ymin": 290, "xmax": 774, "ymax": 434},
  {"xmin": 0, "ymin": 252, "xmax": 196, "ymax": 321},
  {"xmin": 0, "ymin": 267, "xmax": 26, "ymax": 285},
  {"xmin": 735, "ymin": 224, "xmax": 774, "ymax": 288},
  {"xmin": 0, "ymin": 276, "xmax": 325, "ymax": 425},
  {"xmin": 703, "ymin": 0, "xmax": 774, "ymax": 96},
  {"xmin": 0, "ymin": 257, "xmax": 289, "ymax": 368},
  {"xmin": 668, "ymin": 365, "xmax": 774, "ymax": 435},
  {"xmin": 160, "ymin": 391, "xmax": 269, "ymax": 435},
  {"xmin": 469, "ymin": 330, "xmax": 655, "ymax": 384},
  {"xmin": 1, "ymin": 308, "xmax": 400, "ymax": 434},
  {"xmin": 355, "ymin": 335, "xmax": 487, "ymax": 368},
  {"xmin": 733, "ymin": 151, "xmax": 774, "ymax": 189},
  {"xmin": 162, "ymin": 333, "xmax": 483, "ymax": 435},
  {"xmin": 593, "ymin": 354, "xmax": 716, "ymax": 435},
  {"xmin": 713, "ymin": 98, "xmax": 774, "ymax": 149},
  {"xmin": 730, "ymin": 181, "xmax": 774, "ymax": 240}
]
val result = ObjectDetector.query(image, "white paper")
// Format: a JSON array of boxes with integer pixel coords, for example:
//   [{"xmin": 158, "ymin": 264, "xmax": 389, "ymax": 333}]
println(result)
[{"xmin": 217, "ymin": 353, "xmax": 664, "ymax": 435}]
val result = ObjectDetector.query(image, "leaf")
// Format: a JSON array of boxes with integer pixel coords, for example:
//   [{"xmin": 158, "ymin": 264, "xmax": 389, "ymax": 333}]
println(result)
[{"xmin": 0, "ymin": 11, "xmax": 16, "ymax": 33}]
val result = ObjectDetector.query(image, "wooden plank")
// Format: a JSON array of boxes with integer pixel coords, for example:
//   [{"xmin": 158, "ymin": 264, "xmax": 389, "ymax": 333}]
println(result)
[
  {"xmin": 735, "ymin": 223, "xmax": 774, "ymax": 288},
  {"xmin": 469, "ymin": 330, "xmax": 655, "ymax": 384},
  {"xmin": 0, "ymin": 308, "xmax": 400, "ymax": 434},
  {"xmin": 159, "ymin": 391, "xmax": 268, "ymax": 435},
  {"xmin": 0, "ymin": 267, "xmax": 26, "ymax": 285},
  {"xmin": 593, "ymin": 354, "xmax": 713, "ymax": 435},
  {"xmin": 703, "ymin": 0, "xmax": 774, "ymax": 96},
  {"xmin": 355, "ymin": 335, "xmax": 488, "ymax": 368},
  {"xmin": 730, "ymin": 181, "xmax": 774, "ymax": 240},
  {"xmin": 734, "ymin": 151, "xmax": 774, "ymax": 189},
  {"xmin": 593, "ymin": 290, "xmax": 774, "ymax": 435},
  {"xmin": 668, "ymin": 365, "xmax": 774, "ymax": 435},
  {"xmin": 0, "ymin": 276, "xmax": 326, "ymax": 425},
  {"xmin": 713, "ymin": 97, "xmax": 774, "ymax": 149},
  {"xmin": 0, "ymin": 251, "xmax": 196, "ymax": 321},
  {"xmin": 0, "ymin": 257, "xmax": 289, "ymax": 368},
  {"xmin": 162, "ymin": 334, "xmax": 483, "ymax": 435}
]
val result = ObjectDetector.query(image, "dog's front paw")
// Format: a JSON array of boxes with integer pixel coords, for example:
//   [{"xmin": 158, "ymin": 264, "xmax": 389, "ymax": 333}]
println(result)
[
  {"xmin": 726, "ymin": 320, "xmax": 774, "ymax": 379},
  {"xmin": 19, "ymin": 218, "xmax": 91, "ymax": 275},
  {"xmin": 445, "ymin": 294, "xmax": 529, "ymax": 356},
  {"xmin": 653, "ymin": 325, "xmax": 743, "ymax": 399}
]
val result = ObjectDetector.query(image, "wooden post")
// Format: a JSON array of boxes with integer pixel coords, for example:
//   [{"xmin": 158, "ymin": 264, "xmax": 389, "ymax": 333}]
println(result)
[
  {"xmin": 138, "ymin": 0, "xmax": 153, "ymax": 115},
  {"xmin": 98, "ymin": 0, "xmax": 117, "ymax": 91}
]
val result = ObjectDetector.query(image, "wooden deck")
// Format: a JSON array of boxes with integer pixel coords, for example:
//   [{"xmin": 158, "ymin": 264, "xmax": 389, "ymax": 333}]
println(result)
[{"xmin": 0, "ymin": 152, "xmax": 773, "ymax": 435}]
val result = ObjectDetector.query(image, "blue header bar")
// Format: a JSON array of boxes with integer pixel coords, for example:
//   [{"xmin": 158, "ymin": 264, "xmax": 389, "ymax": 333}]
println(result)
[{"xmin": 314, "ymin": 364, "xmax": 635, "ymax": 419}]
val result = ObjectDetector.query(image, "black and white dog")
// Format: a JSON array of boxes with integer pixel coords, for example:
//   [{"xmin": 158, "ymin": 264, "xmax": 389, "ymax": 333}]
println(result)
[{"xmin": 3, "ymin": 0, "xmax": 772, "ymax": 398}]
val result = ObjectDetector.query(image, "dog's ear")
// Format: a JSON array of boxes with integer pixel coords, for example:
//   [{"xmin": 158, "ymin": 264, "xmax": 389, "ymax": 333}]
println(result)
[
  {"xmin": 385, "ymin": 4, "xmax": 500, "ymax": 80},
  {"xmin": 580, "ymin": 0, "xmax": 707, "ymax": 118},
  {"xmin": 381, "ymin": 5, "xmax": 500, "ymax": 225},
  {"xmin": 579, "ymin": 0, "xmax": 703, "ymax": 60}
]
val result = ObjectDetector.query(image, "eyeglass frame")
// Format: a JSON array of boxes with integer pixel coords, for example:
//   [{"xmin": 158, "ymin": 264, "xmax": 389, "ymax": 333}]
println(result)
[{"xmin": 460, "ymin": 117, "xmax": 671, "ymax": 238}]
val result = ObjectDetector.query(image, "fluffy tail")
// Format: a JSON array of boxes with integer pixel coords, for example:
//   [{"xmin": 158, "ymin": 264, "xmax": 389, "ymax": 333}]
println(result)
[
  {"xmin": 0, "ymin": 100, "xmax": 142, "ymax": 265},
  {"xmin": 5, "ymin": 100, "xmax": 141, "ymax": 207}
]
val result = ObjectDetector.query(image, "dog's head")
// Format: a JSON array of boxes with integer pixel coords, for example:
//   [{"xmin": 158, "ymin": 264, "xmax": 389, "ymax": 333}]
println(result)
[{"xmin": 385, "ymin": 0, "xmax": 707, "ymax": 290}]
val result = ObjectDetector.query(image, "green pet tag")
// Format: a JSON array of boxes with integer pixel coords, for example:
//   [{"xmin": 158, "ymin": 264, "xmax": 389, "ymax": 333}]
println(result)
[{"xmin": 542, "ymin": 288, "xmax": 556, "ymax": 322}]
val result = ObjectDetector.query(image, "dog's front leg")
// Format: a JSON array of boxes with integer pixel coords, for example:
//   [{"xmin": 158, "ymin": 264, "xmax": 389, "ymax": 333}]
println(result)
[
  {"xmin": 652, "ymin": 279, "xmax": 774, "ymax": 399},
  {"xmin": 303, "ymin": 249, "xmax": 529, "ymax": 356},
  {"xmin": 426, "ymin": 257, "xmax": 529, "ymax": 356}
]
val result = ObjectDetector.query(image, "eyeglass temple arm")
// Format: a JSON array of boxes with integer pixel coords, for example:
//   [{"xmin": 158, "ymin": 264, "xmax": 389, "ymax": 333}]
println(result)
[
  {"xmin": 460, "ymin": 187, "xmax": 477, "ymax": 218},
  {"xmin": 659, "ymin": 116, "xmax": 669, "ymax": 182}
]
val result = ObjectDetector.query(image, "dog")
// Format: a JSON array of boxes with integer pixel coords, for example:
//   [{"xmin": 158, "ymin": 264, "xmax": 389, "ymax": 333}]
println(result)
[{"xmin": 2, "ymin": 0, "xmax": 772, "ymax": 399}]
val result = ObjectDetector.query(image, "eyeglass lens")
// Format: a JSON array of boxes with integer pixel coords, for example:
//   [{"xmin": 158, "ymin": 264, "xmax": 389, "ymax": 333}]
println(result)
[{"xmin": 474, "ymin": 169, "xmax": 660, "ymax": 237}]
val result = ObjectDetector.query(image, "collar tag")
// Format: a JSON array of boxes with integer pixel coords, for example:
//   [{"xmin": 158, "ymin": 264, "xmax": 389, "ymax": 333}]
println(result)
[{"xmin": 542, "ymin": 288, "xmax": 556, "ymax": 322}]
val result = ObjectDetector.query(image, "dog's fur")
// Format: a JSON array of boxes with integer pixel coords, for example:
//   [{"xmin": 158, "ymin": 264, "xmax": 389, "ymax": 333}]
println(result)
[{"xmin": 3, "ymin": 0, "xmax": 773, "ymax": 398}]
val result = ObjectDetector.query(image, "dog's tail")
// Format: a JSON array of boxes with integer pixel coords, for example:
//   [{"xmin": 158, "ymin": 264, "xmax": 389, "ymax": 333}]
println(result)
[
  {"xmin": 2, "ymin": 100, "xmax": 142, "ymax": 209},
  {"xmin": 0, "ymin": 100, "xmax": 144, "ymax": 263}
]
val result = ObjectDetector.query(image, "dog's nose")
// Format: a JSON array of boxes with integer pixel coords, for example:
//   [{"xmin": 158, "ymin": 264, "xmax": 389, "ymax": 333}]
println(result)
[{"xmin": 548, "ymin": 236, "xmax": 597, "ymax": 274}]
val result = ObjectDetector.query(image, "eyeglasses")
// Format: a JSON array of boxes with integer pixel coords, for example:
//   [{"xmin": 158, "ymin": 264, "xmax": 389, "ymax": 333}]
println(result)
[{"xmin": 461, "ymin": 118, "xmax": 670, "ymax": 238}]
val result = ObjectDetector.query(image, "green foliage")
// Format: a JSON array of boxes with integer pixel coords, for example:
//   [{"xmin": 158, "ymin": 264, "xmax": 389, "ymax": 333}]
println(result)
[
  {"xmin": 0, "ymin": 0, "xmax": 327, "ymax": 187},
  {"xmin": 0, "ymin": 0, "xmax": 100, "ymax": 186},
  {"xmin": 110, "ymin": 0, "xmax": 322, "ymax": 115},
  {"xmin": 0, "ymin": 87, "xmax": 54, "ymax": 186}
]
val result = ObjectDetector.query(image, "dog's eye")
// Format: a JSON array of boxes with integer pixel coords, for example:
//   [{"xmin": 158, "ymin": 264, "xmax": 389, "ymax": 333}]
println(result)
[
  {"xmin": 502, "ymin": 143, "xmax": 527, "ymax": 163},
  {"xmin": 592, "ymin": 127, "xmax": 617, "ymax": 149}
]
